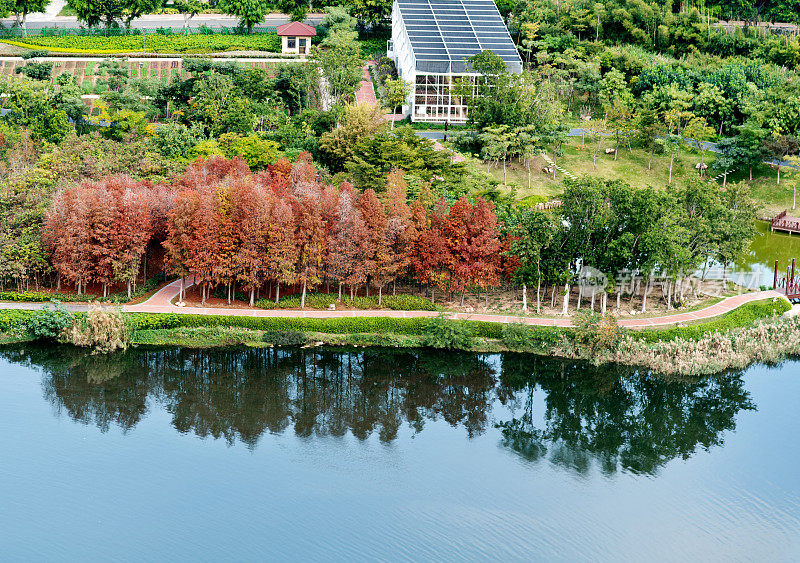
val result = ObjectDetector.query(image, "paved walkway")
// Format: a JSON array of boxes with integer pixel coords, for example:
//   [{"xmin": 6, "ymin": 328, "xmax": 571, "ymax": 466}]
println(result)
[
  {"xmin": 355, "ymin": 64, "xmax": 377, "ymax": 107},
  {"xmin": 4, "ymin": 279, "xmax": 784, "ymax": 329}
]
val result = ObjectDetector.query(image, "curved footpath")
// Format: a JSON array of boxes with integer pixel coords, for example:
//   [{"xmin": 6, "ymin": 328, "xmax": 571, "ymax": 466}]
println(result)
[
  {"xmin": 0, "ymin": 278, "xmax": 786, "ymax": 327},
  {"xmin": 0, "ymin": 278, "xmax": 778, "ymax": 329}
]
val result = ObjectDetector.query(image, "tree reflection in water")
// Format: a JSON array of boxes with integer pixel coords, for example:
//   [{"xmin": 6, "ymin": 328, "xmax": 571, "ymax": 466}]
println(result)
[
  {"xmin": 1, "ymin": 345, "xmax": 754, "ymax": 473},
  {"xmin": 497, "ymin": 354, "xmax": 755, "ymax": 475}
]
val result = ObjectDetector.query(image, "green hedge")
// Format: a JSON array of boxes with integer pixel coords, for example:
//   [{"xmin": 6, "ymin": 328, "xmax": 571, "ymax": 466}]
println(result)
[
  {"xmin": 630, "ymin": 298, "xmax": 791, "ymax": 343},
  {"xmin": 255, "ymin": 293, "xmax": 437, "ymax": 311},
  {"xmin": 0, "ymin": 275, "xmax": 165, "ymax": 304},
  {"xmin": 127, "ymin": 312, "xmax": 501, "ymax": 338}
]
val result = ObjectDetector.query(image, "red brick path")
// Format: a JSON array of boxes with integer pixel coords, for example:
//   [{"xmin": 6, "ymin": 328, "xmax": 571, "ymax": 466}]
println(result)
[{"xmin": 124, "ymin": 278, "xmax": 786, "ymax": 329}]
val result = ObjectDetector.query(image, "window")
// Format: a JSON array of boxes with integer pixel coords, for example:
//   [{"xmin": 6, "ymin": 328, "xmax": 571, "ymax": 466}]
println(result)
[{"xmin": 288, "ymin": 37, "xmax": 296, "ymax": 49}]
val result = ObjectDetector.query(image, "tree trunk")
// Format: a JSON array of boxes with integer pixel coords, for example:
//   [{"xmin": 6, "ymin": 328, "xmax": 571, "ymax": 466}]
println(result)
[
  {"xmin": 642, "ymin": 281, "xmax": 648, "ymax": 313},
  {"xmin": 250, "ymin": 287, "xmax": 255, "ymax": 307},
  {"xmin": 723, "ymin": 169, "xmax": 728, "ymax": 187},
  {"xmin": 562, "ymin": 284, "xmax": 570, "ymax": 315},
  {"xmin": 301, "ymin": 279, "xmax": 307, "ymax": 308},
  {"xmin": 127, "ymin": 281, "xmax": 132, "ymax": 300},
  {"xmin": 338, "ymin": 282, "xmax": 343, "ymax": 301},
  {"xmin": 378, "ymin": 285, "xmax": 383, "ymax": 306},
  {"xmin": 666, "ymin": 280, "xmax": 672, "ymax": 309},
  {"xmin": 536, "ymin": 278, "xmax": 541, "ymax": 314},
  {"xmin": 522, "ymin": 283, "xmax": 527, "ymax": 311},
  {"xmin": 749, "ymin": 166, "xmax": 753, "ymax": 181},
  {"xmin": 275, "ymin": 283, "xmax": 280, "ymax": 304},
  {"xmin": 668, "ymin": 151, "xmax": 675, "ymax": 184}
]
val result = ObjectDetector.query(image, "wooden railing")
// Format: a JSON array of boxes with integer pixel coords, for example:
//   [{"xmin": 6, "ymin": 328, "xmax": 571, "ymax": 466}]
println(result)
[{"xmin": 774, "ymin": 259, "xmax": 800, "ymax": 299}]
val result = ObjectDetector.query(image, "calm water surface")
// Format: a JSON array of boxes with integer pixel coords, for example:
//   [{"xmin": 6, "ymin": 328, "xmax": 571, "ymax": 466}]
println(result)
[{"xmin": 1, "ymin": 345, "xmax": 799, "ymax": 561}]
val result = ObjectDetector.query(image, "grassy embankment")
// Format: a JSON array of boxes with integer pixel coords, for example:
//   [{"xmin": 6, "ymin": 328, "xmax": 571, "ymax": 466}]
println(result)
[
  {"xmin": 469, "ymin": 136, "xmax": 797, "ymax": 214},
  {"xmin": 0, "ymin": 298, "xmax": 792, "ymax": 375}
]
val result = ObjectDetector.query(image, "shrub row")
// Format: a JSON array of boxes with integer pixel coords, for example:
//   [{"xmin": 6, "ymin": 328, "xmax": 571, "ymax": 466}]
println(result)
[
  {"xmin": 127, "ymin": 312, "xmax": 501, "ymax": 338},
  {"xmin": 255, "ymin": 293, "xmax": 437, "ymax": 311},
  {"xmin": 0, "ymin": 275, "xmax": 165, "ymax": 304}
]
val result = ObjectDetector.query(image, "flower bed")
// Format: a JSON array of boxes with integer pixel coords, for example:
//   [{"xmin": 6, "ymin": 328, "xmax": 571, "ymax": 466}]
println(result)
[{"xmin": 1, "ymin": 33, "xmax": 282, "ymax": 54}]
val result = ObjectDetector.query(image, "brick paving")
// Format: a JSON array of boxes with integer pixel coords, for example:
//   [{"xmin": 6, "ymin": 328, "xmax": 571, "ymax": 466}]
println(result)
[{"xmin": 355, "ymin": 64, "xmax": 377, "ymax": 107}]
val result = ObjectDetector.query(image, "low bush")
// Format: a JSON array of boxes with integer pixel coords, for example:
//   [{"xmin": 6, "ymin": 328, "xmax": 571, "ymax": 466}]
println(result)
[
  {"xmin": 0, "ymin": 310, "xmax": 34, "ymax": 334},
  {"xmin": 501, "ymin": 322, "xmax": 530, "ymax": 348},
  {"xmin": 22, "ymin": 49, "xmax": 49, "ymax": 59},
  {"xmin": 262, "ymin": 329, "xmax": 306, "ymax": 346},
  {"xmin": 572, "ymin": 311, "xmax": 623, "ymax": 353},
  {"xmin": 422, "ymin": 316, "xmax": 474, "ymax": 350},
  {"xmin": 25, "ymin": 303, "xmax": 74, "ymax": 341},
  {"xmin": 127, "ymin": 312, "xmax": 431, "ymax": 335}
]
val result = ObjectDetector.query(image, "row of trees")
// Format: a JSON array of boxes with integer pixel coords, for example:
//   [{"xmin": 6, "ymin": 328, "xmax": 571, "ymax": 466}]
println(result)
[
  {"xmin": 45, "ymin": 156, "xmax": 506, "ymax": 306},
  {"xmin": 508, "ymin": 176, "xmax": 756, "ymax": 313}
]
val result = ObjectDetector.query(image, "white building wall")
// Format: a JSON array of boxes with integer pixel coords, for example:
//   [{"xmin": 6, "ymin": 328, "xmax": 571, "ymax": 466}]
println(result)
[{"xmin": 392, "ymin": 1, "xmax": 416, "ymax": 119}]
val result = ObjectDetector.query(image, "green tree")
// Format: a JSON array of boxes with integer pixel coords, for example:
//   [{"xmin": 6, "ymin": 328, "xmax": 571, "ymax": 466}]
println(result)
[
  {"xmin": 683, "ymin": 116, "xmax": 715, "ymax": 177},
  {"xmin": 383, "ymin": 77, "xmax": 411, "ymax": 129},
  {"xmin": 66, "ymin": 0, "xmax": 161, "ymax": 27},
  {"xmin": 313, "ymin": 28, "xmax": 363, "ymax": 106},
  {"xmin": 218, "ymin": 0, "xmax": 269, "ymax": 33},
  {"xmin": 509, "ymin": 209, "xmax": 555, "ymax": 313},
  {"xmin": 349, "ymin": 0, "xmax": 391, "ymax": 28},
  {"xmin": 173, "ymin": 0, "xmax": 203, "ymax": 33},
  {"xmin": 10, "ymin": 0, "xmax": 51, "ymax": 36},
  {"xmin": 733, "ymin": 121, "xmax": 768, "ymax": 181}
]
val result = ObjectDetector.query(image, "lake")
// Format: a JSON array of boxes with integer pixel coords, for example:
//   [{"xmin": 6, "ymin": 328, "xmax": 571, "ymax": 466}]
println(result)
[
  {"xmin": 1, "ymin": 345, "xmax": 798, "ymax": 561},
  {"xmin": 741, "ymin": 219, "xmax": 800, "ymax": 283}
]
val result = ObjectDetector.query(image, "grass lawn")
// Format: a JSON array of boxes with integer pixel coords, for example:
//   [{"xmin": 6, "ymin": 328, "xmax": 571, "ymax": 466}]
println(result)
[{"xmin": 465, "ymin": 136, "xmax": 798, "ymax": 212}]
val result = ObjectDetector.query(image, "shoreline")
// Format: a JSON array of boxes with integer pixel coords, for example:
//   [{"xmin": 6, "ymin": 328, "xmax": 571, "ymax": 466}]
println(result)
[{"xmin": 1, "ymin": 297, "xmax": 793, "ymax": 377}]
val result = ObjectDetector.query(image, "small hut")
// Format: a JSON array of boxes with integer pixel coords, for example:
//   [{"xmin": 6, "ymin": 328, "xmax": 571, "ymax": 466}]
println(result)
[{"xmin": 276, "ymin": 22, "xmax": 316, "ymax": 55}]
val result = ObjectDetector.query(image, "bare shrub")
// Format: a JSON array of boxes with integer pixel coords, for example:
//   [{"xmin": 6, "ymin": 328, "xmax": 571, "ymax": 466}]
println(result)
[{"xmin": 66, "ymin": 304, "xmax": 130, "ymax": 353}]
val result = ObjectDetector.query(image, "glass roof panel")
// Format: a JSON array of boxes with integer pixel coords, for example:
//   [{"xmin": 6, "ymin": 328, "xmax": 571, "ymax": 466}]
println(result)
[{"xmin": 397, "ymin": 0, "xmax": 523, "ymax": 73}]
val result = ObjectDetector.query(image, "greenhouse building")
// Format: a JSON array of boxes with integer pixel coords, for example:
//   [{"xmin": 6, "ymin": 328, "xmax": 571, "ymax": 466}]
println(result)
[{"xmin": 388, "ymin": 0, "xmax": 522, "ymax": 123}]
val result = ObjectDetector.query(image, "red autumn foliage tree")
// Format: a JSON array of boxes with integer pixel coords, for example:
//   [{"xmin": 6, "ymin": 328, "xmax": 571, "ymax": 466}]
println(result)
[
  {"xmin": 446, "ymin": 197, "xmax": 502, "ymax": 303},
  {"xmin": 45, "ymin": 175, "xmax": 152, "ymax": 297}
]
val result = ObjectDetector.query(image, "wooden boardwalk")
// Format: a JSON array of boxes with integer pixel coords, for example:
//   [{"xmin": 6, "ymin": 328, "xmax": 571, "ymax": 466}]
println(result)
[{"xmin": 771, "ymin": 210, "xmax": 800, "ymax": 235}]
